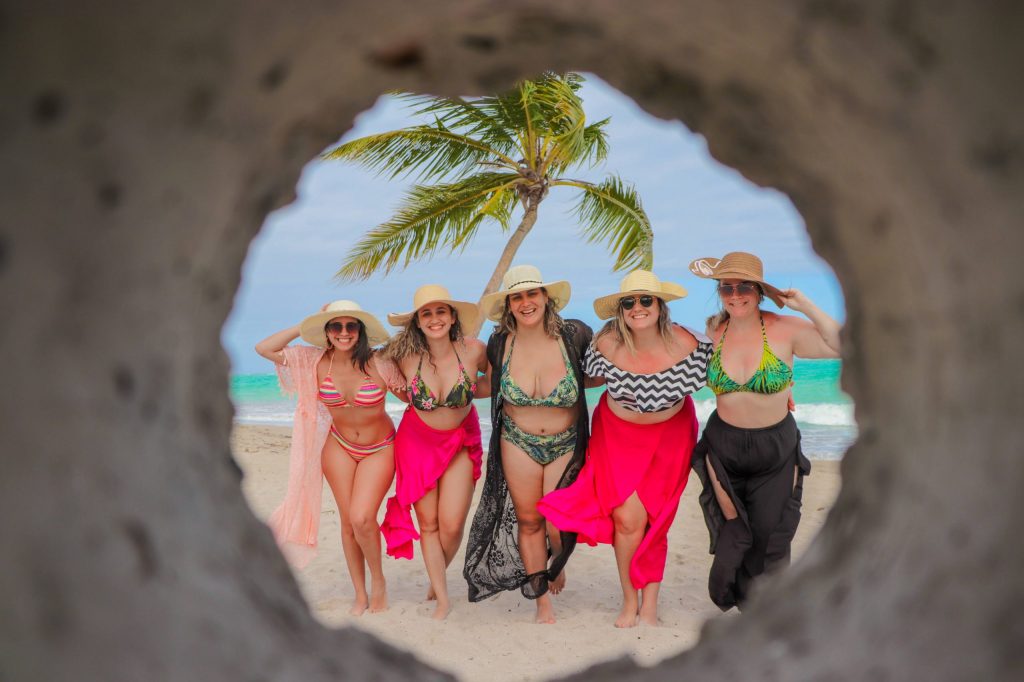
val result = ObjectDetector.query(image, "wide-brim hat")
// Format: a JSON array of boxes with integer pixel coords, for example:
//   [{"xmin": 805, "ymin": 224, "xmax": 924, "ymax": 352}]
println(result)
[
  {"xmin": 688, "ymin": 251, "xmax": 785, "ymax": 308},
  {"xmin": 592, "ymin": 269, "xmax": 688, "ymax": 320},
  {"xmin": 299, "ymin": 300, "xmax": 390, "ymax": 348},
  {"xmin": 387, "ymin": 284, "xmax": 480, "ymax": 332},
  {"xmin": 479, "ymin": 264, "xmax": 571, "ymax": 322}
]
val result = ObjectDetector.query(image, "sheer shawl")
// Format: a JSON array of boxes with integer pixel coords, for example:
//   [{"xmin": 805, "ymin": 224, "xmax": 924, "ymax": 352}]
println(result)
[{"xmin": 462, "ymin": 319, "xmax": 593, "ymax": 602}]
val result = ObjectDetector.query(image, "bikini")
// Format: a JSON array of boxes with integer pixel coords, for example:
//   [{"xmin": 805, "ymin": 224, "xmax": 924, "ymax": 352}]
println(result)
[
  {"xmin": 317, "ymin": 351, "xmax": 393, "ymax": 462},
  {"xmin": 408, "ymin": 345, "xmax": 477, "ymax": 412},
  {"xmin": 499, "ymin": 336, "xmax": 579, "ymax": 465},
  {"xmin": 706, "ymin": 315, "xmax": 793, "ymax": 395}
]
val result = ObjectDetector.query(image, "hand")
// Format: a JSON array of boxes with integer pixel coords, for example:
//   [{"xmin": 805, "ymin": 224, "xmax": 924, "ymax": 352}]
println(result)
[
  {"xmin": 788, "ymin": 395, "xmax": 796, "ymax": 412},
  {"xmin": 778, "ymin": 288, "xmax": 811, "ymax": 314}
]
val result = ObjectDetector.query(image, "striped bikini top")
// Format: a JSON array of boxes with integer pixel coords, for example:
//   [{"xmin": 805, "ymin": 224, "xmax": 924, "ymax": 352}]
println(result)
[
  {"xmin": 583, "ymin": 326, "xmax": 712, "ymax": 413},
  {"xmin": 706, "ymin": 316, "xmax": 794, "ymax": 396},
  {"xmin": 317, "ymin": 351, "xmax": 386, "ymax": 408}
]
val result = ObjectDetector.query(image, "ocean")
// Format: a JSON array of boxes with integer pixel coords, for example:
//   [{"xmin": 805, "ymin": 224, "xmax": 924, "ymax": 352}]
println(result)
[{"xmin": 230, "ymin": 359, "xmax": 855, "ymax": 460}]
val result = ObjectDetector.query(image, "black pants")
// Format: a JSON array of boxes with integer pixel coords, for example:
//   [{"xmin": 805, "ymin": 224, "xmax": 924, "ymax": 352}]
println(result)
[{"xmin": 692, "ymin": 411, "xmax": 811, "ymax": 611}]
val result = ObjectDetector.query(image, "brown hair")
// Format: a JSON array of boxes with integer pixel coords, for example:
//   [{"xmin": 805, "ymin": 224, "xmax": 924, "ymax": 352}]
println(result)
[
  {"xmin": 497, "ymin": 287, "xmax": 564, "ymax": 338},
  {"xmin": 325, "ymin": 320, "xmax": 373, "ymax": 374},
  {"xmin": 595, "ymin": 296, "xmax": 676, "ymax": 355},
  {"xmin": 384, "ymin": 305, "xmax": 464, "ymax": 369}
]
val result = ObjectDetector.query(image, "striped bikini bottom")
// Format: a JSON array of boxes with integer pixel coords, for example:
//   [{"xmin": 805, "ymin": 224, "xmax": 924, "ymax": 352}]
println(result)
[{"xmin": 329, "ymin": 424, "xmax": 396, "ymax": 463}]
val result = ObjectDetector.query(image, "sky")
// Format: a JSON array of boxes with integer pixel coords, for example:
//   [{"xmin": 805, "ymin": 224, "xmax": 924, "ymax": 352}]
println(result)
[{"xmin": 223, "ymin": 74, "xmax": 845, "ymax": 375}]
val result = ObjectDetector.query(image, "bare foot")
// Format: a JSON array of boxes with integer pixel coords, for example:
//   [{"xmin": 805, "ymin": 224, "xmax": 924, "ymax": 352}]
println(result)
[
  {"xmin": 638, "ymin": 608, "xmax": 659, "ymax": 627},
  {"xmin": 549, "ymin": 570, "xmax": 566, "ymax": 595},
  {"xmin": 614, "ymin": 604, "xmax": 639, "ymax": 628},
  {"xmin": 431, "ymin": 598, "xmax": 451, "ymax": 621},
  {"xmin": 535, "ymin": 596, "xmax": 556, "ymax": 624},
  {"xmin": 368, "ymin": 579, "xmax": 388, "ymax": 613},
  {"xmin": 348, "ymin": 596, "xmax": 369, "ymax": 617}
]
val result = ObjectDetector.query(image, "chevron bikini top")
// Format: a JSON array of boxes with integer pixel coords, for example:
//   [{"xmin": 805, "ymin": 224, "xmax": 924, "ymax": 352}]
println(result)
[
  {"xmin": 584, "ymin": 326, "xmax": 712, "ymax": 413},
  {"xmin": 317, "ymin": 351, "xmax": 386, "ymax": 408},
  {"xmin": 706, "ymin": 316, "xmax": 794, "ymax": 396}
]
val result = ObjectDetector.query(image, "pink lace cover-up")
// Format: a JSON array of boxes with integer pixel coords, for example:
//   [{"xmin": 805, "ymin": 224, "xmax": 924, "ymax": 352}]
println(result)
[
  {"xmin": 380, "ymin": 405, "xmax": 483, "ymax": 560},
  {"xmin": 267, "ymin": 345, "xmax": 332, "ymax": 569},
  {"xmin": 538, "ymin": 393, "xmax": 697, "ymax": 589}
]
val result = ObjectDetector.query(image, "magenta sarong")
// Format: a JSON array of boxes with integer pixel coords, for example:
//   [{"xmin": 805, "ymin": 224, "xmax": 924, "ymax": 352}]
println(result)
[
  {"xmin": 538, "ymin": 393, "xmax": 697, "ymax": 588},
  {"xmin": 380, "ymin": 405, "xmax": 483, "ymax": 560}
]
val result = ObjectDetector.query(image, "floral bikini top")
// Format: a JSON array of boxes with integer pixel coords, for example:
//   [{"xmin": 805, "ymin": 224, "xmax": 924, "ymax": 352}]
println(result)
[
  {"xmin": 408, "ymin": 345, "xmax": 477, "ymax": 412},
  {"xmin": 317, "ymin": 351, "xmax": 386, "ymax": 408},
  {"xmin": 706, "ymin": 316, "xmax": 794, "ymax": 396},
  {"xmin": 500, "ymin": 335, "xmax": 579, "ymax": 408}
]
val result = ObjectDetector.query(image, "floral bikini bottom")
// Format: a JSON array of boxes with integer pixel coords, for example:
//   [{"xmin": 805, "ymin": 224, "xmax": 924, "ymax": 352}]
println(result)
[{"xmin": 500, "ymin": 418, "xmax": 577, "ymax": 465}]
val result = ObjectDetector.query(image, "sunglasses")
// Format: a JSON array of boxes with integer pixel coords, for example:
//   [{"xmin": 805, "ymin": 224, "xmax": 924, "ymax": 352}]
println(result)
[
  {"xmin": 718, "ymin": 283, "xmax": 760, "ymax": 296},
  {"xmin": 620, "ymin": 295, "xmax": 655, "ymax": 310},
  {"xmin": 325, "ymin": 321, "xmax": 361, "ymax": 335}
]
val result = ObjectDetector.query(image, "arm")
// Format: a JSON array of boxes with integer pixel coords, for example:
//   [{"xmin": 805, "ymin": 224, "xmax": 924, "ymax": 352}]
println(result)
[
  {"xmin": 778, "ymin": 289, "xmax": 841, "ymax": 358},
  {"xmin": 255, "ymin": 325, "xmax": 301, "ymax": 365},
  {"xmin": 373, "ymin": 353, "xmax": 410, "ymax": 402}
]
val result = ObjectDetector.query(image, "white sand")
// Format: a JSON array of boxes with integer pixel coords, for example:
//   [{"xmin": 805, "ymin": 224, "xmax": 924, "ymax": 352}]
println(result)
[{"xmin": 233, "ymin": 424, "xmax": 840, "ymax": 681}]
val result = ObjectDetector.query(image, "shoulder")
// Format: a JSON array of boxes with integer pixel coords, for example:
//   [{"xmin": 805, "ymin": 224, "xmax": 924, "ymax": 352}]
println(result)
[
  {"xmin": 594, "ymin": 331, "xmax": 619, "ymax": 357},
  {"xmin": 460, "ymin": 336, "xmax": 488, "ymax": 360},
  {"xmin": 764, "ymin": 311, "xmax": 810, "ymax": 336},
  {"xmin": 672, "ymin": 323, "xmax": 710, "ymax": 345}
]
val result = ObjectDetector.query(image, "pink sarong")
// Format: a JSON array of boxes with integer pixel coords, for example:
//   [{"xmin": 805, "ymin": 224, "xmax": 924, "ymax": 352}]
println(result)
[
  {"xmin": 380, "ymin": 405, "xmax": 483, "ymax": 560},
  {"xmin": 538, "ymin": 393, "xmax": 697, "ymax": 588}
]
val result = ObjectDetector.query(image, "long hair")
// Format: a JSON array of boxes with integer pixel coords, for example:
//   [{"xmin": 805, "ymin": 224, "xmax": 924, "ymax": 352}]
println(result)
[
  {"xmin": 497, "ymin": 287, "xmax": 564, "ymax": 338},
  {"xmin": 594, "ymin": 296, "xmax": 676, "ymax": 355},
  {"xmin": 384, "ymin": 305, "xmax": 465, "ymax": 370},
  {"xmin": 705, "ymin": 283, "xmax": 766, "ymax": 331},
  {"xmin": 326, "ymin": 320, "xmax": 373, "ymax": 374}
]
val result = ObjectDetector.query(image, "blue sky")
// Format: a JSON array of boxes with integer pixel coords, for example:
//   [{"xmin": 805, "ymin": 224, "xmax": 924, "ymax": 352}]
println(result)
[{"xmin": 224, "ymin": 74, "xmax": 845, "ymax": 375}]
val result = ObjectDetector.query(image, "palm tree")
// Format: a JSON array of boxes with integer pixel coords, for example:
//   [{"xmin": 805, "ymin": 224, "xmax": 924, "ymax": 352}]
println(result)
[{"xmin": 324, "ymin": 72, "xmax": 654, "ymax": 335}]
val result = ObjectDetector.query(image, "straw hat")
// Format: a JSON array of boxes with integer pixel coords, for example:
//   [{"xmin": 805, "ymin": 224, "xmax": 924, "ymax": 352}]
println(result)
[
  {"xmin": 592, "ymin": 270, "xmax": 688, "ymax": 320},
  {"xmin": 387, "ymin": 284, "xmax": 480, "ymax": 332},
  {"xmin": 687, "ymin": 251, "xmax": 785, "ymax": 307},
  {"xmin": 479, "ymin": 264, "xmax": 571, "ymax": 322},
  {"xmin": 299, "ymin": 300, "xmax": 390, "ymax": 348}
]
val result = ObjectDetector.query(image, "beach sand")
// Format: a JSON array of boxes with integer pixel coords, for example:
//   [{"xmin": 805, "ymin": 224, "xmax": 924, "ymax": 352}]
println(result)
[{"xmin": 233, "ymin": 424, "xmax": 841, "ymax": 681}]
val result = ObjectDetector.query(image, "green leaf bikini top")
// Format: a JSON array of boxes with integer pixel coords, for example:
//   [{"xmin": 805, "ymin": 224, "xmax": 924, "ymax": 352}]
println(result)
[
  {"xmin": 706, "ymin": 316, "xmax": 794, "ymax": 396},
  {"xmin": 408, "ymin": 345, "xmax": 477, "ymax": 411},
  {"xmin": 500, "ymin": 335, "xmax": 579, "ymax": 408}
]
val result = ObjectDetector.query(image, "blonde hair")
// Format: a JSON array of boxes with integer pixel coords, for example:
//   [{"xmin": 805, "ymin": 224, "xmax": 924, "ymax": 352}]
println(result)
[
  {"xmin": 497, "ymin": 287, "xmax": 564, "ymax": 338},
  {"xmin": 595, "ymin": 296, "xmax": 676, "ymax": 355},
  {"xmin": 385, "ymin": 305, "xmax": 464, "ymax": 366}
]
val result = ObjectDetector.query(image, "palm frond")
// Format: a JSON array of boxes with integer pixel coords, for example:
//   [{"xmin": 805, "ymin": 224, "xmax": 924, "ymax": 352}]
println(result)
[
  {"xmin": 554, "ymin": 175, "xmax": 654, "ymax": 271},
  {"xmin": 337, "ymin": 172, "xmax": 523, "ymax": 280},
  {"xmin": 396, "ymin": 93, "xmax": 521, "ymax": 158}
]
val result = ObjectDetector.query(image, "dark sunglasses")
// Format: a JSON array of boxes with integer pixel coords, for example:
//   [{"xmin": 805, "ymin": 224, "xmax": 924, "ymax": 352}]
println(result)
[
  {"xmin": 620, "ymin": 295, "xmax": 655, "ymax": 310},
  {"xmin": 718, "ymin": 283, "xmax": 760, "ymax": 296},
  {"xmin": 325, "ymin": 321, "xmax": 361, "ymax": 335}
]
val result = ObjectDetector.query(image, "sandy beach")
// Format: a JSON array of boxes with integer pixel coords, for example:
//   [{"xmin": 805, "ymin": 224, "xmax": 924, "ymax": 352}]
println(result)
[{"xmin": 233, "ymin": 424, "xmax": 840, "ymax": 681}]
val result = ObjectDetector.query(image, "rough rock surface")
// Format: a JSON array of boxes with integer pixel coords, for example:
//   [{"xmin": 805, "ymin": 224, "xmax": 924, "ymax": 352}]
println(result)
[{"xmin": 1, "ymin": 1, "xmax": 1022, "ymax": 680}]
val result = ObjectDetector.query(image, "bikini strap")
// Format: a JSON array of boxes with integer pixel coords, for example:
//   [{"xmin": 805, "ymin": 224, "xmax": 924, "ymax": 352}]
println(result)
[
  {"xmin": 503, "ymin": 335, "xmax": 516, "ymax": 371},
  {"xmin": 759, "ymin": 314, "xmax": 770, "ymax": 347},
  {"xmin": 326, "ymin": 349, "xmax": 335, "ymax": 376}
]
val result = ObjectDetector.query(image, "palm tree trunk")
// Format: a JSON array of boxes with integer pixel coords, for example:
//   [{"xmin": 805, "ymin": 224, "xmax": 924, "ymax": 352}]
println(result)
[{"xmin": 468, "ymin": 197, "xmax": 541, "ymax": 337}]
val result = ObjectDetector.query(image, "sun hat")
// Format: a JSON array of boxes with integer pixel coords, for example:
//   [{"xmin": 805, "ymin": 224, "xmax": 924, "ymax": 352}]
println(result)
[
  {"xmin": 387, "ymin": 284, "xmax": 480, "ymax": 332},
  {"xmin": 479, "ymin": 264, "xmax": 571, "ymax": 322},
  {"xmin": 299, "ymin": 300, "xmax": 390, "ymax": 348},
  {"xmin": 592, "ymin": 270, "xmax": 688, "ymax": 320},
  {"xmin": 688, "ymin": 251, "xmax": 786, "ymax": 308}
]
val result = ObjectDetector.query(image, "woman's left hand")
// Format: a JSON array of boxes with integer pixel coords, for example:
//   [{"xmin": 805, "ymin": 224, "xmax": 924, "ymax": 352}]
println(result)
[{"xmin": 778, "ymin": 288, "xmax": 811, "ymax": 314}]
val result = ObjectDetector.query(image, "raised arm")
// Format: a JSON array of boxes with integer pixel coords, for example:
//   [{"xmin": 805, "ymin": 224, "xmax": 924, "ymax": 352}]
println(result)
[
  {"xmin": 373, "ymin": 353, "xmax": 410, "ymax": 402},
  {"xmin": 255, "ymin": 324, "xmax": 301, "ymax": 365},
  {"xmin": 778, "ymin": 289, "xmax": 841, "ymax": 359}
]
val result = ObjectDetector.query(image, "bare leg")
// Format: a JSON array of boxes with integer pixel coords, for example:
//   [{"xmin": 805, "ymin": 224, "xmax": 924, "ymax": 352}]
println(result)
[
  {"xmin": 349, "ymin": 445, "xmax": 396, "ymax": 613},
  {"xmin": 706, "ymin": 455, "xmax": 738, "ymax": 520},
  {"xmin": 542, "ymin": 451, "xmax": 572, "ymax": 594},
  {"xmin": 413, "ymin": 487, "xmax": 449, "ymax": 620},
  {"xmin": 424, "ymin": 448, "xmax": 475, "ymax": 602},
  {"xmin": 501, "ymin": 441, "xmax": 555, "ymax": 624},
  {"xmin": 611, "ymin": 492, "xmax": 648, "ymax": 628},
  {"xmin": 322, "ymin": 440, "xmax": 368, "ymax": 615},
  {"xmin": 639, "ymin": 582, "xmax": 661, "ymax": 626}
]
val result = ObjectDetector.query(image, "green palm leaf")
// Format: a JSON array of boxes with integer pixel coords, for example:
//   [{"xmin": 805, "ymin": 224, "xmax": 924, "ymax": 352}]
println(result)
[{"xmin": 555, "ymin": 175, "xmax": 654, "ymax": 271}]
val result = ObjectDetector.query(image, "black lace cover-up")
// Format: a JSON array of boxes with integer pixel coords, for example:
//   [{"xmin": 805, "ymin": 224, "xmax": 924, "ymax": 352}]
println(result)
[{"xmin": 463, "ymin": 319, "xmax": 593, "ymax": 602}]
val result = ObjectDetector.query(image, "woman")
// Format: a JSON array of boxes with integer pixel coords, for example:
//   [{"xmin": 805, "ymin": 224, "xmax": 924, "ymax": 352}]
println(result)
[
  {"xmin": 463, "ymin": 265, "xmax": 592, "ymax": 624},
  {"xmin": 255, "ymin": 300, "xmax": 395, "ymax": 616},
  {"xmin": 377, "ymin": 285, "xmax": 488, "ymax": 621},
  {"xmin": 539, "ymin": 270, "xmax": 712, "ymax": 627},
  {"xmin": 688, "ymin": 252, "xmax": 840, "ymax": 611}
]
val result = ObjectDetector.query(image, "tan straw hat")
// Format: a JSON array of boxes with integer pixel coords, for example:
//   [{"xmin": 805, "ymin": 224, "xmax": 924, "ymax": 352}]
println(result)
[
  {"xmin": 479, "ymin": 264, "xmax": 571, "ymax": 322},
  {"xmin": 592, "ymin": 270, "xmax": 688, "ymax": 320},
  {"xmin": 687, "ymin": 251, "xmax": 785, "ymax": 308},
  {"xmin": 299, "ymin": 300, "xmax": 390, "ymax": 348},
  {"xmin": 387, "ymin": 284, "xmax": 480, "ymax": 331}
]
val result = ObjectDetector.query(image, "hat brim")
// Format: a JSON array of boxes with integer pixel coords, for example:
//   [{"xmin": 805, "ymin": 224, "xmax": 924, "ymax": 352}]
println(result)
[
  {"xmin": 688, "ymin": 257, "xmax": 785, "ymax": 308},
  {"xmin": 387, "ymin": 299, "xmax": 480, "ymax": 333},
  {"xmin": 480, "ymin": 281, "xmax": 571, "ymax": 322},
  {"xmin": 299, "ymin": 309, "xmax": 390, "ymax": 347},
  {"xmin": 592, "ymin": 285, "xmax": 687, "ymax": 320}
]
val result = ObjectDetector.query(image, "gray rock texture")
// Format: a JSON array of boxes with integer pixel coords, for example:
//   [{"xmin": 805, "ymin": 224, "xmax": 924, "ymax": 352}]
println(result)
[{"xmin": 1, "ymin": 0, "xmax": 1021, "ymax": 679}]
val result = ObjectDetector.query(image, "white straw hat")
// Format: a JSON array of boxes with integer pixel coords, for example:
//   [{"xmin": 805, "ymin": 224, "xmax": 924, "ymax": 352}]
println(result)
[
  {"xmin": 299, "ymin": 300, "xmax": 390, "ymax": 348},
  {"xmin": 592, "ymin": 270, "xmax": 688, "ymax": 320},
  {"xmin": 387, "ymin": 284, "xmax": 480, "ymax": 332},
  {"xmin": 688, "ymin": 251, "xmax": 785, "ymax": 307},
  {"xmin": 479, "ymin": 264, "xmax": 571, "ymax": 322}
]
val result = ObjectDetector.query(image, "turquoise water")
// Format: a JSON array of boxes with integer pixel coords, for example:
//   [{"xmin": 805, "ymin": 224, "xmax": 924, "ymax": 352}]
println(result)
[{"xmin": 230, "ymin": 359, "xmax": 854, "ymax": 459}]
